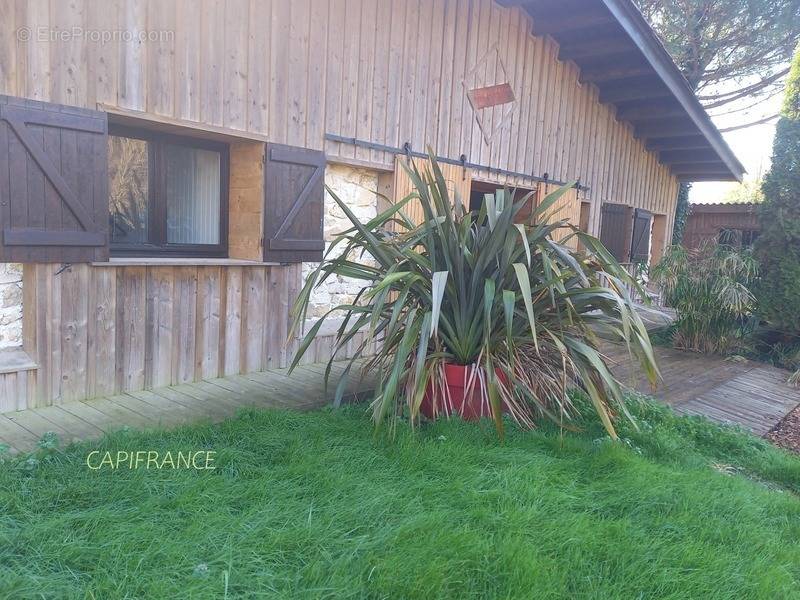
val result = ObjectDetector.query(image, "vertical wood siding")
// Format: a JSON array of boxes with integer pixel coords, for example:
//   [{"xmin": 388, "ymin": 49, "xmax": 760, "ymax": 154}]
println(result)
[
  {"xmin": 1, "ymin": 0, "xmax": 679, "ymax": 238},
  {"xmin": 11, "ymin": 263, "xmax": 349, "ymax": 411}
]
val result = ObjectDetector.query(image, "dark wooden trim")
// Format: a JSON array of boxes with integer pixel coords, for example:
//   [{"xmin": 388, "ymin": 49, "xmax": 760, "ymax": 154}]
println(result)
[
  {"xmin": 268, "ymin": 239, "xmax": 325, "ymax": 251},
  {"xmin": 580, "ymin": 64, "xmax": 653, "ymax": 84},
  {"xmin": 677, "ymin": 174, "xmax": 740, "ymax": 182},
  {"xmin": 669, "ymin": 159, "xmax": 727, "ymax": 173},
  {"xmin": 615, "ymin": 100, "xmax": 686, "ymax": 120},
  {"xmin": 629, "ymin": 208, "xmax": 652, "ymax": 262},
  {"xmin": 599, "ymin": 79, "xmax": 671, "ymax": 104},
  {"xmin": 534, "ymin": 12, "xmax": 614, "ymax": 36},
  {"xmin": 635, "ymin": 118, "xmax": 699, "ymax": 139},
  {"xmin": 671, "ymin": 165, "xmax": 732, "ymax": 175},
  {"xmin": 0, "ymin": 105, "xmax": 105, "ymax": 133},
  {"xmin": 2, "ymin": 111, "xmax": 96, "ymax": 230},
  {"xmin": 4, "ymin": 229, "xmax": 106, "ymax": 246},
  {"xmin": 646, "ymin": 135, "xmax": 709, "ymax": 151},
  {"xmin": 558, "ymin": 37, "xmax": 634, "ymax": 62},
  {"xmin": 266, "ymin": 143, "xmax": 326, "ymax": 251},
  {"xmin": 659, "ymin": 148, "xmax": 725, "ymax": 163}
]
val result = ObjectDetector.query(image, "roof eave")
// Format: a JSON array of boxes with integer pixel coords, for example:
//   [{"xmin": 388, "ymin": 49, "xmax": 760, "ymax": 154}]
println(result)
[{"xmin": 600, "ymin": 0, "xmax": 745, "ymax": 182}]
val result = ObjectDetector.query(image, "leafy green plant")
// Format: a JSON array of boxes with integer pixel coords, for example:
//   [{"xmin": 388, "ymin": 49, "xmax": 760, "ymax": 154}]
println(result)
[
  {"xmin": 651, "ymin": 242, "xmax": 758, "ymax": 353},
  {"xmin": 289, "ymin": 154, "xmax": 658, "ymax": 439}
]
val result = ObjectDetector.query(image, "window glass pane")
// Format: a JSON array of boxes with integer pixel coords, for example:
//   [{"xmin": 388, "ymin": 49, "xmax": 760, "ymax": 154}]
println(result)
[
  {"xmin": 108, "ymin": 136, "xmax": 149, "ymax": 245},
  {"xmin": 165, "ymin": 145, "xmax": 221, "ymax": 245}
]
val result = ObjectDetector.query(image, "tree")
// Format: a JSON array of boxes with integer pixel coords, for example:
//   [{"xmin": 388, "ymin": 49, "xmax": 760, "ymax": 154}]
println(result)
[
  {"xmin": 635, "ymin": 0, "xmax": 800, "ymax": 243},
  {"xmin": 636, "ymin": 0, "xmax": 800, "ymax": 120},
  {"xmin": 721, "ymin": 178, "xmax": 765, "ymax": 204},
  {"xmin": 754, "ymin": 46, "xmax": 800, "ymax": 335}
]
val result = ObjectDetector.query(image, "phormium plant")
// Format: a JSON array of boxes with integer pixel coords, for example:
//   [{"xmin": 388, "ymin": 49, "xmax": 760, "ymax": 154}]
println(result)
[{"xmin": 289, "ymin": 154, "xmax": 659, "ymax": 439}]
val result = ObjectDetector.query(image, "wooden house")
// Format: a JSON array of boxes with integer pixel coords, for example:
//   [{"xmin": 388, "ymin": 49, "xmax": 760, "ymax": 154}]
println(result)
[{"xmin": 0, "ymin": 0, "xmax": 743, "ymax": 412}]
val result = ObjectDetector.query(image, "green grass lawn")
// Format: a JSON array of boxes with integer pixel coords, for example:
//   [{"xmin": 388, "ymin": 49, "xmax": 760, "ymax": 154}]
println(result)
[{"xmin": 2, "ymin": 396, "xmax": 799, "ymax": 599}]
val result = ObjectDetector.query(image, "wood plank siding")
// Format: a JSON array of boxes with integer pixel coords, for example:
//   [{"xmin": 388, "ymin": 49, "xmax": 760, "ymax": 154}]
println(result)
[
  {"xmin": 18, "ymin": 262, "xmax": 356, "ymax": 409},
  {"xmin": 1, "ymin": 0, "xmax": 679, "ymax": 238}
]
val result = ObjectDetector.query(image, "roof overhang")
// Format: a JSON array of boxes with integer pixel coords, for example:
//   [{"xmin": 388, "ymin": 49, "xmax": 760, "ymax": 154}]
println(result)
[
  {"xmin": 689, "ymin": 203, "xmax": 759, "ymax": 214},
  {"xmin": 498, "ymin": 0, "xmax": 745, "ymax": 182}
]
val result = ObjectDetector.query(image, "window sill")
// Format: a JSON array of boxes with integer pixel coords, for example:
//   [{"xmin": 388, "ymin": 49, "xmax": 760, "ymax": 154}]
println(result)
[
  {"xmin": 93, "ymin": 258, "xmax": 284, "ymax": 267},
  {"xmin": 0, "ymin": 347, "xmax": 38, "ymax": 375}
]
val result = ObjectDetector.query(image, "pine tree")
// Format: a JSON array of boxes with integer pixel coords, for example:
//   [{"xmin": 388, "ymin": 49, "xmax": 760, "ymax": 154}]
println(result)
[{"xmin": 755, "ymin": 46, "xmax": 800, "ymax": 335}]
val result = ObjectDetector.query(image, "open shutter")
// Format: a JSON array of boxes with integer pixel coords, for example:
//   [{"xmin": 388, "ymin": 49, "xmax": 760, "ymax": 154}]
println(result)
[
  {"xmin": 0, "ymin": 96, "xmax": 109, "ymax": 262},
  {"xmin": 599, "ymin": 203, "xmax": 631, "ymax": 262},
  {"xmin": 263, "ymin": 143, "xmax": 326, "ymax": 263},
  {"xmin": 629, "ymin": 208, "xmax": 652, "ymax": 263}
]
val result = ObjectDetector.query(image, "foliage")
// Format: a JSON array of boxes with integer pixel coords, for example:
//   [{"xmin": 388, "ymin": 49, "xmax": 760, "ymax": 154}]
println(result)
[
  {"xmin": 755, "ymin": 46, "xmax": 800, "ymax": 336},
  {"xmin": 1, "ymin": 404, "xmax": 799, "ymax": 598},
  {"xmin": 651, "ymin": 242, "xmax": 758, "ymax": 353},
  {"xmin": 671, "ymin": 182, "xmax": 691, "ymax": 244},
  {"xmin": 635, "ymin": 0, "xmax": 800, "ymax": 105},
  {"xmin": 721, "ymin": 178, "xmax": 765, "ymax": 204},
  {"xmin": 290, "ymin": 154, "xmax": 658, "ymax": 439},
  {"xmin": 636, "ymin": 0, "xmax": 799, "ymax": 245},
  {"xmin": 737, "ymin": 326, "xmax": 800, "ymax": 385}
]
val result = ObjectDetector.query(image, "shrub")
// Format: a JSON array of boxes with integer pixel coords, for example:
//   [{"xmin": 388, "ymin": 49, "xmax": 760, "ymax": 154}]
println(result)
[
  {"xmin": 754, "ymin": 45, "xmax": 800, "ymax": 336},
  {"xmin": 651, "ymin": 242, "xmax": 758, "ymax": 353},
  {"xmin": 289, "ymin": 154, "xmax": 658, "ymax": 439}
]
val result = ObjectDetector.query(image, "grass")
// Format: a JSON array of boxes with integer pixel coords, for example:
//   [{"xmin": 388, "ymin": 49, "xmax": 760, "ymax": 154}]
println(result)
[{"xmin": 1, "ymin": 397, "xmax": 800, "ymax": 599}]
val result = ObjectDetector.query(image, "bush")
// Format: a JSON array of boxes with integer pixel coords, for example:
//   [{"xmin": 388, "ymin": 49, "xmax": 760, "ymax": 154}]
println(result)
[
  {"xmin": 289, "ymin": 153, "xmax": 658, "ymax": 439},
  {"xmin": 651, "ymin": 242, "xmax": 758, "ymax": 353},
  {"xmin": 755, "ymin": 46, "xmax": 800, "ymax": 336}
]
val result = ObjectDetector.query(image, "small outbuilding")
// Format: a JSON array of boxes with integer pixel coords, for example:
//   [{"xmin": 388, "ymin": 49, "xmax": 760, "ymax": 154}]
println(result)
[{"xmin": 683, "ymin": 203, "xmax": 760, "ymax": 250}]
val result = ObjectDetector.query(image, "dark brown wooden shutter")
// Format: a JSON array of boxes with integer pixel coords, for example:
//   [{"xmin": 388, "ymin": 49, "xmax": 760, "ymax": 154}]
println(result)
[
  {"xmin": 0, "ymin": 95, "xmax": 109, "ymax": 262},
  {"xmin": 599, "ymin": 203, "xmax": 630, "ymax": 262},
  {"xmin": 263, "ymin": 143, "xmax": 326, "ymax": 263},
  {"xmin": 629, "ymin": 208, "xmax": 652, "ymax": 263}
]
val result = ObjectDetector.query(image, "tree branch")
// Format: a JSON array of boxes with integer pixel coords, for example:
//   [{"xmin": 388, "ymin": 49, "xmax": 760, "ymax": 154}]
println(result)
[
  {"xmin": 699, "ymin": 68, "xmax": 791, "ymax": 108},
  {"xmin": 717, "ymin": 113, "xmax": 780, "ymax": 133}
]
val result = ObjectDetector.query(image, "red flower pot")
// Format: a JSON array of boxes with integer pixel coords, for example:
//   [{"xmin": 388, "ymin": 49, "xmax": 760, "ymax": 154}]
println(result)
[{"xmin": 420, "ymin": 363, "xmax": 509, "ymax": 421}]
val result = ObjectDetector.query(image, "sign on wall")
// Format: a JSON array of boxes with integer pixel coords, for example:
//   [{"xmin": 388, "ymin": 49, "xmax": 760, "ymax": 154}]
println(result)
[{"xmin": 463, "ymin": 44, "xmax": 517, "ymax": 146}]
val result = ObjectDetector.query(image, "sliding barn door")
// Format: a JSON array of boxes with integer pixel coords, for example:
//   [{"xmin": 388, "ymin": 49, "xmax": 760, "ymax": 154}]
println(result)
[
  {"xmin": 391, "ymin": 155, "xmax": 471, "ymax": 228},
  {"xmin": 537, "ymin": 183, "xmax": 580, "ymax": 249}
]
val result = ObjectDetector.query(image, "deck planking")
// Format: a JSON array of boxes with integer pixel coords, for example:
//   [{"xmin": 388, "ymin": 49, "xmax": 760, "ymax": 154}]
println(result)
[
  {"xmin": 606, "ymin": 343, "xmax": 800, "ymax": 436},
  {"xmin": 0, "ymin": 361, "xmax": 377, "ymax": 453},
  {"xmin": 1, "ymin": 344, "xmax": 799, "ymax": 453}
]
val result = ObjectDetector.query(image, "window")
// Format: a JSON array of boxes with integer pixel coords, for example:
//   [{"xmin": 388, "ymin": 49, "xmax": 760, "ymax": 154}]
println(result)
[
  {"xmin": 108, "ymin": 126, "xmax": 228, "ymax": 256},
  {"xmin": 719, "ymin": 228, "xmax": 759, "ymax": 248}
]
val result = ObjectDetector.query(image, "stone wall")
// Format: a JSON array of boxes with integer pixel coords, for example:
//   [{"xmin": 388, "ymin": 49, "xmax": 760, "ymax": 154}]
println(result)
[
  {"xmin": 301, "ymin": 163, "xmax": 380, "ymax": 333},
  {"xmin": 0, "ymin": 263, "xmax": 22, "ymax": 349}
]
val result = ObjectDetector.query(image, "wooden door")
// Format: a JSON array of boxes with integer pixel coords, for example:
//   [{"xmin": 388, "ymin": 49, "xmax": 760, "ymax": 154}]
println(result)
[{"xmin": 392, "ymin": 155, "xmax": 471, "ymax": 228}]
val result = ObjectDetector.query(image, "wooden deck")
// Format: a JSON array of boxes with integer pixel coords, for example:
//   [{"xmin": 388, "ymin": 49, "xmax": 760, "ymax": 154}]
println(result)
[
  {"xmin": 1, "ymin": 341, "xmax": 798, "ymax": 454},
  {"xmin": 0, "ymin": 362, "xmax": 377, "ymax": 454},
  {"xmin": 606, "ymin": 344, "xmax": 800, "ymax": 436}
]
